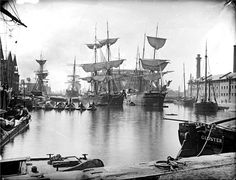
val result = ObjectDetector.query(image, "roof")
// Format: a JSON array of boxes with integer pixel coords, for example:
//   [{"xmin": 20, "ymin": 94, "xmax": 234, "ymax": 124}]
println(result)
[{"xmin": 194, "ymin": 72, "xmax": 236, "ymax": 82}]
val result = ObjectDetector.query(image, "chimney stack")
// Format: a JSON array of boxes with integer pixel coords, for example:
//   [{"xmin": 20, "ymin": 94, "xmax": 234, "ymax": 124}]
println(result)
[
  {"xmin": 196, "ymin": 54, "xmax": 201, "ymax": 78},
  {"xmin": 234, "ymin": 45, "xmax": 236, "ymax": 73}
]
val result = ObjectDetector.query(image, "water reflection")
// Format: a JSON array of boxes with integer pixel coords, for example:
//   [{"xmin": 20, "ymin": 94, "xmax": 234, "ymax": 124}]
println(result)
[{"xmin": 1, "ymin": 103, "xmax": 235, "ymax": 166}]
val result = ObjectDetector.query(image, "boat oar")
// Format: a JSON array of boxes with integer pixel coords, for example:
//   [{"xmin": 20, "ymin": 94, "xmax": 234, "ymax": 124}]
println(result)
[
  {"xmin": 163, "ymin": 117, "xmax": 189, "ymax": 123},
  {"xmin": 210, "ymin": 117, "xmax": 236, "ymax": 125}
]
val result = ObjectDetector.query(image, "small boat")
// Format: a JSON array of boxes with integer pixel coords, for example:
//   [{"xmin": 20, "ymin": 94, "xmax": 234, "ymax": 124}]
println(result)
[
  {"xmin": 43, "ymin": 101, "xmax": 54, "ymax": 110},
  {"xmin": 54, "ymin": 102, "xmax": 65, "ymax": 111},
  {"xmin": 87, "ymin": 103, "xmax": 97, "ymax": 111},
  {"xmin": 65, "ymin": 103, "xmax": 76, "ymax": 111},
  {"xmin": 0, "ymin": 107, "xmax": 31, "ymax": 147},
  {"xmin": 77, "ymin": 102, "xmax": 86, "ymax": 111},
  {"xmin": 177, "ymin": 117, "xmax": 236, "ymax": 158},
  {"xmin": 0, "ymin": 153, "xmax": 104, "ymax": 179}
]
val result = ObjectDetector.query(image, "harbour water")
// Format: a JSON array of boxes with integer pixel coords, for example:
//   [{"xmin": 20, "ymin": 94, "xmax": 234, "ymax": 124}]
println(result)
[{"xmin": 0, "ymin": 103, "xmax": 235, "ymax": 166}]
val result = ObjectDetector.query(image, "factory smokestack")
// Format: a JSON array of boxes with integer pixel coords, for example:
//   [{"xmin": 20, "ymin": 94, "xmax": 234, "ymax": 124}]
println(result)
[
  {"xmin": 234, "ymin": 45, "xmax": 236, "ymax": 73},
  {"xmin": 196, "ymin": 54, "xmax": 201, "ymax": 78}
]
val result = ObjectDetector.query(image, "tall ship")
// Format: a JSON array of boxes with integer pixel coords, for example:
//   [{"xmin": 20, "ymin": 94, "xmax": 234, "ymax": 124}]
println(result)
[
  {"xmin": 127, "ymin": 27, "xmax": 172, "ymax": 108},
  {"xmin": 194, "ymin": 43, "xmax": 218, "ymax": 113},
  {"xmin": 174, "ymin": 64, "xmax": 195, "ymax": 106},
  {"xmin": 66, "ymin": 58, "xmax": 81, "ymax": 98},
  {"xmin": 31, "ymin": 54, "xmax": 49, "ymax": 96},
  {"xmin": 80, "ymin": 23, "xmax": 125, "ymax": 106}
]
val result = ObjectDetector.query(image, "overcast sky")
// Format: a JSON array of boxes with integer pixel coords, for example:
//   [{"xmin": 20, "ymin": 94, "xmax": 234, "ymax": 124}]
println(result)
[{"xmin": 1, "ymin": 0, "xmax": 235, "ymax": 92}]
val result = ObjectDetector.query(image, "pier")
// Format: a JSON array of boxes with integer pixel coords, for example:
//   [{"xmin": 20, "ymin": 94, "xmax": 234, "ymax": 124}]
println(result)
[{"xmin": 2, "ymin": 153, "xmax": 235, "ymax": 179}]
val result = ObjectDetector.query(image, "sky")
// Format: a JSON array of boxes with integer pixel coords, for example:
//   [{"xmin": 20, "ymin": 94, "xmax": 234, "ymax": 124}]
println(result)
[{"xmin": 0, "ymin": 0, "xmax": 235, "ymax": 92}]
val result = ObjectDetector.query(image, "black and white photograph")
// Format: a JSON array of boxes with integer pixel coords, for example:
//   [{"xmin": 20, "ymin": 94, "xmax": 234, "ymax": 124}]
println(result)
[{"xmin": 0, "ymin": 0, "xmax": 236, "ymax": 179}]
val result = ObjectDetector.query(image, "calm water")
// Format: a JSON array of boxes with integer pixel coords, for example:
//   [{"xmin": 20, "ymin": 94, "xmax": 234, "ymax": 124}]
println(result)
[{"xmin": 1, "ymin": 103, "xmax": 235, "ymax": 166}]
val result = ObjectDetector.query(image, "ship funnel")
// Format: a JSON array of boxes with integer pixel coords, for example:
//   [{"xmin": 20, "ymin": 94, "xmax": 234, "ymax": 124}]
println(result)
[
  {"xmin": 234, "ymin": 45, "xmax": 236, "ymax": 73},
  {"xmin": 196, "ymin": 54, "xmax": 201, "ymax": 78}
]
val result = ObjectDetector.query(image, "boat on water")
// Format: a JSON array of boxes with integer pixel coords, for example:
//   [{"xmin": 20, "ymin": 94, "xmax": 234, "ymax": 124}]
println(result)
[
  {"xmin": 87, "ymin": 103, "xmax": 97, "ymax": 111},
  {"xmin": 177, "ymin": 117, "xmax": 236, "ymax": 158},
  {"xmin": 43, "ymin": 101, "xmax": 54, "ymax": 110},
  {"xmin": 194, "ymin": 43, "xmax": 218, "ymax": 113},
  {"xmin": 127, "ymin": 27, "xmax": 172, "ymax": 108},
  {"xmin": 77, "ymin": 102, "xmax": 86, "ymax": 111},
  {"xmin": 54, "ymin": 102, "xmax": 65, "ymax": 111},
  {"xmin": 80, "ymin": 23, "xmax": 126, "ymax": 106},
  {"xmin": 0, "ymin": 153, "xmax": 104, "ymax": 179},
  {"xmin": 66, "ymin": 57, "xmax": 81, "ymax": 99},
  {"xmin": 64, "ymin": 99, "xmax": 76, "ymax": 111},
  {"xmin": 0, "ymin": 106, "xmax": 31, "ymax": 147},
  {"xmin": 174, "ymin": 64, "xmax": 195, "ymax": 106}
]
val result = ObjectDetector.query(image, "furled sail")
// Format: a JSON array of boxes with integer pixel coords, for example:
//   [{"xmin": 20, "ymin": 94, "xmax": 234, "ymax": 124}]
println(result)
[
  {"xmin": 86, "ymin": 43, "xmax": 103, "ymax": 49},
  {"xmin": 80, "ymin": 59, "xmax": 125, "ymax": 73},
  {"xmin": 81, "ymin": 74, "xmax": 126, "ymax": 83},
  {"xmin": 140, "ymin": 59, "xmax": 169, "ymax": 71},
  {"xmin": 98, "ymin": 38, "xmax": 118, "ymax": 47},
  {"xmin": 147, "ymin": 36, "xmax": 166, "ymax": 50},
  {"xmin": 143, "ymin": 71, "xmax": 172, "ymax": 81}
]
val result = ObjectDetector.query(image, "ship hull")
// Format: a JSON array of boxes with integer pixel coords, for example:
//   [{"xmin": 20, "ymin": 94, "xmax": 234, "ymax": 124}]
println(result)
[
  {"xmin": 195, "ymin": 101, "xmax": 218, "ymax": 112},
  {"xmin": 178, "ymin": 122, "xmax": 236, "ymax": 157},
  {"xmin": 129, "ymin": 91, "xmax": 166, "ymax": 107},
  {"xmin": 83, "ymin": 93, "xmax": 124, "ymax": 106}
]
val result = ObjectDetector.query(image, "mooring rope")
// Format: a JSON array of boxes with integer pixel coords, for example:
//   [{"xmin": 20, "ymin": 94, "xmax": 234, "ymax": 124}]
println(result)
[{"xmin": 197, "ymin": 124, "xmax": 215, "ymax": 157}]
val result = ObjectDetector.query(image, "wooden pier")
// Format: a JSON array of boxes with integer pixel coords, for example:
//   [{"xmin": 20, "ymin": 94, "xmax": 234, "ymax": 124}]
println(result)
[{"xmin": 5, "ymin": 153, "xmax": 235, "ymax": 180}]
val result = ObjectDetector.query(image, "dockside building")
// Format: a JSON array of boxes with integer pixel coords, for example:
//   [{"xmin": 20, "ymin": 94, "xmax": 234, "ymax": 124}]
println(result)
[{"xmin": 187, "ymin": 45, "xmax": 236, "ymax": 108}]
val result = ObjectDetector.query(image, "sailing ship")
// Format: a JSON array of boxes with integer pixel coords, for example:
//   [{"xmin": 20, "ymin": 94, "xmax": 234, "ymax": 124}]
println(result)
[
  {"xmin": 80, "ymin": 23, "xmax": 125, "ymax": 106},
  {"xmin": 194, "ymin": 43, "xmax": 218, "ymax": 112},
  {"xmin": 175, "ymin": 64, "xmax": 195, "ymax": 106},
  {"xmin": 31, "ymin": 54, "xmax": 49, "ymax": 97},
  {"xmin": 66, "ymin": 58, "xmax": 81, "ymax": 98},
  {"xmin": 177, "ymin": 117, "xmax": 236, "ymax": 158},
  {"xmin": 128, "ymin": 27, "xmax": 172, "ymax": 108}
]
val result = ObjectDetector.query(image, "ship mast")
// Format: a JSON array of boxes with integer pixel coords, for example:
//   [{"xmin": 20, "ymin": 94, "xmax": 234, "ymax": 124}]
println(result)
[
  {"xmin": 94, "ymin": 25, "xmax": 98, "ymax": 95},
  {"xmin": 153, "ymin": 24, "xmax": 158, "ymax": 59},
  {"xmin": 204, "ymin": 42, "xmax": 208, "ymax": 102},
  {"xmin": 183, "ymin": 63, "xmax": 186, "ymax": 99},
  {"xmin": 106, "ymin": 22, "xmax": 111, "ymax": 95},
  {"xmin": 72, "ymin": 57, "xmax": 76, "ymax": 92}
]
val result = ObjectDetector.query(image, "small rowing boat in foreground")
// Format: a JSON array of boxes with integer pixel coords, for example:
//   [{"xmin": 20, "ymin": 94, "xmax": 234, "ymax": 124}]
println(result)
[{"xmin": 1, "ymin": 153, "xmax": 104, "ymax": 179}]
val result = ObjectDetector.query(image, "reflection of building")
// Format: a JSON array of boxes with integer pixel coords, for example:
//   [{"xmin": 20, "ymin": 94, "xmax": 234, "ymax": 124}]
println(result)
[
  {"xmin": 187, "ymin": 46, "xmax": 236, "ymax": 107},
  {"xmin": 0, "ymin": 37, "xmax": 19, "ymax": 95}
]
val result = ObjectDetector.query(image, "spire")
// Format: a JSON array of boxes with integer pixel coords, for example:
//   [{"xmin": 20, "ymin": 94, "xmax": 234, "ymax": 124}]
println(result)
[
  {"xmin": 0, "ymin": 36, "xmax": 4, "ymax": 60},
  {"xmin": 13, "ymin": 54, "xmax": 17, "ymax": 66}
]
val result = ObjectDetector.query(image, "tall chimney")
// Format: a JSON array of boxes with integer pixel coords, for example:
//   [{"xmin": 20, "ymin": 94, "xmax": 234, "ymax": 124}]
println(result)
[
  {"xmin": 234, "ymin": 45, "xmax": 236, "ymax": 73},
  {"xmin": 196, "ymin": 54, "xmax": 201, "ymax": 78}
]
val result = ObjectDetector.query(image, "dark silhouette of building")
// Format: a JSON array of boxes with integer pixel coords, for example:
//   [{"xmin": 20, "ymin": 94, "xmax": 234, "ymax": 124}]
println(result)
[{"xmin": 0, "ymin": 36, "xmax": 20, "ymax": 95}]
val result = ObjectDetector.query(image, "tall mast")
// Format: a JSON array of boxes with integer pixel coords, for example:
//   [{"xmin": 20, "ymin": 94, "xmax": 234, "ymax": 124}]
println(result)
[
  {"xmin": 72, "ymin": 56, "xmax": 76, "ymax": 91},
  {"xmin": 204, "ymin": 42, "xmax": 208, "ymax": 102},
  {"xmin": 183, "ymin": 63, "xmax": 186, "ymax": 98},
  {"xmin": 142, "ymin": 33, "xmax": 146, "ymax": 59},
  {"xmin": 135, "ymin": 46, "xmax": 139, "ymax": 71},
  {"xmin": 94, "ymin": 25, "xmax": 97, "ymax": 63},
  {"xmin": 106, "ymin": 22, "xmax": 111, "ymax": 95},
  {"xmin": 118, "ymin": 47, "xmax": 120, "ymax": 74},
  {"xmin": 94, "ymin": 25, "xmax": 98, "ymax": 94},
  {"xmin": 153, "ymin": 24, "xmax": 158, "ymax": 59},
  {"xmin": 190, "ymin": 73, "xmax": 193, "ymax": 98}
]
